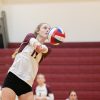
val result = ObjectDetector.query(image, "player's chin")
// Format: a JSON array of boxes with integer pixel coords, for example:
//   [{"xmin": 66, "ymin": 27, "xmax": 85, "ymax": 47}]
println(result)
[{"xmin": 43, "ymin": 35, "xmax": 48, "ymax": 40}]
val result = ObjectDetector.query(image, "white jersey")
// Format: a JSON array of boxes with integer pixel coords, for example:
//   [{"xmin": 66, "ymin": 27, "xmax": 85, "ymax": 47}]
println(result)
[
  {"xmin": 8, "ymin": 37, "xmax": 48, "ymax": 87},
  {"xmin": 34, "ymin": 84, "xmax": 54, "ymax": 100},
  {"xmin": 35, "ymin": 84, "xmax": 49, "ymax": 96}
]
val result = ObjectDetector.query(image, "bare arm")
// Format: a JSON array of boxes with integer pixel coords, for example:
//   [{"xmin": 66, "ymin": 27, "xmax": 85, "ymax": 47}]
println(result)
[
  {"xmin": 12, "ymin": 48, "xmax": 19, "ymax": 59},
  {"xmin": 29, "ymin": 38, "xmax": 48, "ymax": 54}
]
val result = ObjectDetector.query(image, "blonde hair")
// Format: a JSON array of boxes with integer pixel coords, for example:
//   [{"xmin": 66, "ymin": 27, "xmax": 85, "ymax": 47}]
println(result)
[{"xmin": 34, "ymin": 23, "xmax": 49, "ymax": 37}]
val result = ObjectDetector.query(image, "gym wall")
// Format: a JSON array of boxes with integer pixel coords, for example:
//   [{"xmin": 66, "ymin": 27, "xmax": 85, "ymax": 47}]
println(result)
[{"xmin": 1, "ymin": 1, "xmax": 100, "ymax": 42}]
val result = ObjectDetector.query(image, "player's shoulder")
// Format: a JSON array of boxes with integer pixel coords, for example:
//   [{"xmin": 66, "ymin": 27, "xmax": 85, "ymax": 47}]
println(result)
[
  {"xmin": 46, "ymin": 84, "xmax": 54, "ymax": 93},
  {"xmin": 23, "ymin": 33, "xmax": 36, "ymax": 42},
  {"xmin": 46, "ymin": 84, "xmax": 51, "ymax": 88},
  {"xmin": 46, "ymin": 84, "xmax": 52, "ymax": 90},
  {"xmin": 26, "ymin": 33, "xmax": 36, "ymax": 38}
]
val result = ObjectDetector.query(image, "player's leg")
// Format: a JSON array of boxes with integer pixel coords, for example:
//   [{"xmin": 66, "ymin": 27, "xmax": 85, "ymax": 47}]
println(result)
[
  {"xmin": 2, "ymin": 87, "xmax": 16, "ymax": 100},
  {"xmin": 1, "ymin": 72, "xmax": 17, "ymax": 100},
  {"xmin": 18, "ymin": 91, "xmax": 34, "ymax": 100}
]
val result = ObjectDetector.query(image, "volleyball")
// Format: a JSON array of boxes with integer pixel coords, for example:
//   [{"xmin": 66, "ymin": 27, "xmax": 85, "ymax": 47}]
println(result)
[{"xmin": 48, "ymin": 27, "xmax": 66, "ymax": 45}]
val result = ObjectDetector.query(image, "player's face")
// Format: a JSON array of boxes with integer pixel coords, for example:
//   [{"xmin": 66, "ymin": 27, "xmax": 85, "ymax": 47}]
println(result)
[
  {"xmin": 38, "ymin": 24, "xmax": 51, "ymax": 40},
  {"xmin": 37, "ymin": 75, "xmax": 45, "ymax": 85},
  {"xmin": 69, "ymin": 91, "xmax": 77, "ymax": 100}
]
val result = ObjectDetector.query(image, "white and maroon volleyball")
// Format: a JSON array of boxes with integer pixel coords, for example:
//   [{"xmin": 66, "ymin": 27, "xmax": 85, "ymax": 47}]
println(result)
[{"xmin": 48, "ymin": 27, "xmax": 66, "ymax": 45}]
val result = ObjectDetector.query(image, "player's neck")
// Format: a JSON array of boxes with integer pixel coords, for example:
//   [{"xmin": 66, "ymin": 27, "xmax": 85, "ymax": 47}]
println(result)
[
  {"xmin": 36, "ymin": 35, "xmax": 45, "ymax": 44},
  {"xmin": 39, "ymin": 83, "xmax": 45, "ymax": 87}
]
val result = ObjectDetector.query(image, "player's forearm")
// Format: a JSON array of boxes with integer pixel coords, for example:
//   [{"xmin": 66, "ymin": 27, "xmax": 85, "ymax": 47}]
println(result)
[
  {"xmin": 12, "ymin": 48, "xmax": 19, "ymax": 59},
  {"xmin": 29, "ymin": 38, "xmax": 48, "ymax": 53}
]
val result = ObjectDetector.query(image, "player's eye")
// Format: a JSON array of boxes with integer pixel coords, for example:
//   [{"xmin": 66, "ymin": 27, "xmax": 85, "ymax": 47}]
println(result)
[
  {"xmin": 49, "ymin": 28, "xmax": 51, "ymax": 30},
  {"xmin": 44, "ymin": 26, "xmax": 48, "ymax": 29}
]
